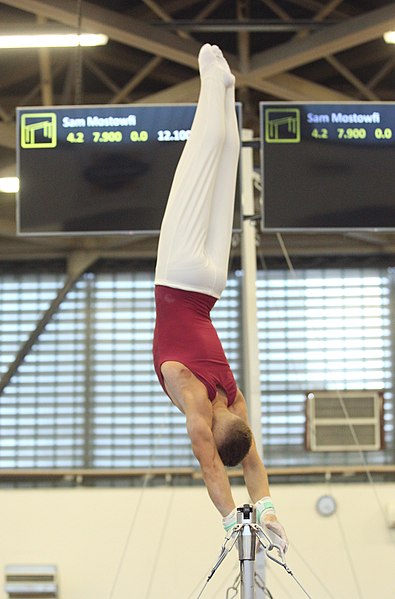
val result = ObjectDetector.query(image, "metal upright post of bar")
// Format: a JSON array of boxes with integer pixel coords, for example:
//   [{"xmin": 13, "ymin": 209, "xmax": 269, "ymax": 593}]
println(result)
[{"xmin": 237, "ymin": 504, "xmax": 257, "ymax": 599}]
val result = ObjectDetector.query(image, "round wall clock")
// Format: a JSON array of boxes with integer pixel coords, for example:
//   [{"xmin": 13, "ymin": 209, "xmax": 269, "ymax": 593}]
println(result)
[{"xmin": 316, "ymin": 494, "xmax": 337, "ymax": 517}]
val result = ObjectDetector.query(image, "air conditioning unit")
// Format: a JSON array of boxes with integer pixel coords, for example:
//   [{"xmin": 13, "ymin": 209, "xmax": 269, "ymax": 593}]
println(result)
[
  {"xmin": 5, "ymin": 565, "xmax": 58, "ymax": 599},
  {"xmin": 305, "ymin": 390, "xmax": 384, "ymax": 451}
]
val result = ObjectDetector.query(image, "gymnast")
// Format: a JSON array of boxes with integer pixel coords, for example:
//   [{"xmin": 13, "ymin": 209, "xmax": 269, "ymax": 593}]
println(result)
[{"xmin": 153, "ymin": 43, "xmax": 288, "ymax": 551}]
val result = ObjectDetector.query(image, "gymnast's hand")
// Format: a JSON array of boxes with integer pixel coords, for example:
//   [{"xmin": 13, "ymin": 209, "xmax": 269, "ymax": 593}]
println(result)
[
  {"xmin": 255, "ymin": 497, "xmax": 289, "ymax": 553},
  {"xmin": 222, "ymin": 507, "xmax": 237, "ymax": 537},
  {"xmin": 260, "ymin": 515, "xmax": 289, "ymax": 554},
  {"xmin": 222, "ymin": 504, "xmax": 289, "ymax": 554}
]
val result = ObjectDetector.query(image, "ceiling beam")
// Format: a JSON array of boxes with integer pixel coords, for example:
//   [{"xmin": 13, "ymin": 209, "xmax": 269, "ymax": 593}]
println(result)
[
  {"xmin": 248, "ymin": 71, "xmax": 351, "ymax": 100},
  {"xmin": 128, "ymin": 0, "xmax": 203, "ymax": 20},
  {"xmin": 90, "ymin": 47, "xmax": 184, "ymax": 86},
  {"xmin": 38, "ymin": 48, "xmax": 53, "ymax": 105},
  {"xmin": 325, "ymin": 54, "xmax": 379, "ymax": 100},
  {"xmin": 284, "ymin": 0, "xmax": 357, "ymax": 19},
  {"xmin": 0, "ymin": 0, "xmax": 202, "ymax": 68},
  {"xmin": 0, "ymin": 61, "xmax": 39, "ymax": 93},
  {"xmin": 249, "ymin": 3, "xmax": 395, "ymax": 78},
  {"xmin": 367, "ymin": 55, "xmax": 395, "ymax": 92},
  {"xmin": 297, "ymin": 43, "xmax": 393, "ymax": 83},
  {"xmin": 141, "ymin": 68, "xmax": 353, "ymax": 103},
  {"xmin": 0, "ymin": 217, "xmax": 17, "ymax": 237},
  {"xmin": 0, "ymin": 0, "xmax": 355, "ymax": 112},
  {"xmin": 109, "ymin": 55, "xmax": 163, "ymax": 104},
  {"xmin": 139, "ymin": 77, "xmax": 200, "ymax": 103},
  {"xmin": 0, "ymin": 122, "xmax": 16, "ymax": 149}
]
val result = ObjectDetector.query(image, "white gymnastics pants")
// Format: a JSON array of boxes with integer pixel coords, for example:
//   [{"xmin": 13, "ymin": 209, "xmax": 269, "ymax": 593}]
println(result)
[{"xmin": 154, "ymin": 70, "xmax": 240, "ymax": 299}]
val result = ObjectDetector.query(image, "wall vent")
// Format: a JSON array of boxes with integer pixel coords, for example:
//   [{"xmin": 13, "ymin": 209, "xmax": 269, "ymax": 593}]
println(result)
[
  {"xmin": 5, "ymin": 565, "xmax": 57, "ymax": 599},
  {"xmin": 305, "ymin": 390, "xmax": 384, "ymax": 451}
]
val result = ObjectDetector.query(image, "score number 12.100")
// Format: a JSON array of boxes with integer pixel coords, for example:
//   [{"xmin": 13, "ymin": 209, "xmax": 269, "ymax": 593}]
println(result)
[{"xmin": 157, "ymin": 129, "xmax": 191, "ymax": 142}]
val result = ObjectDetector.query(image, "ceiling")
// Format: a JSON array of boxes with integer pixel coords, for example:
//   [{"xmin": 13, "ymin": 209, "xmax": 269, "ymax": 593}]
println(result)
[{"xmin": 1, "ymin": 0, "xmax": 395, "ymax": 265}]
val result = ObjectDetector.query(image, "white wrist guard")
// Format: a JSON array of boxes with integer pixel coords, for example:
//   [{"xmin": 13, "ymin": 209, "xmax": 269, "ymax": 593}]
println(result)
[
  {"xmin": 255, "ymin": 496, "xmax": 276, "ymax": 521},
  {"xmin": 222, "ymin": 507, "xmax": 237, "ymax": 533}
]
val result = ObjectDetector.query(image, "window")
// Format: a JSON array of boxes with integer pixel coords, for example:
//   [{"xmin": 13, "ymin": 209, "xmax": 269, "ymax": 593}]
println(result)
[
  {"xmin": 0, "ymin": 264, "xmax": 393, "ymax": 471},
  {"xmin": 0, "ymin": 268, "xmax": 240, "ymax": 469},
  {"xmin": 257, "ymin": 268, "xmax": 393, "ymax": 467},
  {"xmin": 0, "ymin": 272, "xmax": 86, "ymax": 467}
]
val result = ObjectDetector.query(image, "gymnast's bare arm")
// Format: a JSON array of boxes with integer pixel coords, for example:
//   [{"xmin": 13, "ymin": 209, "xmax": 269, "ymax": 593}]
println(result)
[
  {"xmin": 230, "ymin": 391, "xmax": 277, "ymax": 522},
  {"xmin": 161, "ymin": 361, "xmax": 277, "ymax": 521},
  {"xmin": 161, "ymin": 362, "xmax": 288, "ymax": 550},
  {"xmin": 161, "ymin": 360, "xmax": 236, "ymax": 517}
]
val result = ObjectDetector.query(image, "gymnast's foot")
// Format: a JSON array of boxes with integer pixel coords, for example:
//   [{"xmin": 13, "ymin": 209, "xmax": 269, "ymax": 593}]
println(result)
[
  {"xmin": 198, "ymin": 43, "xmax": 235, "ymax": 87},
  {"xmin": 211, "ymin": 44, "xmax": 235, "ymax": 86}
]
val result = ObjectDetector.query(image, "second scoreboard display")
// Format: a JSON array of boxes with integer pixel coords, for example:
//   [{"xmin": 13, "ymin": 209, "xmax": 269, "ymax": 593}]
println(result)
[{"xmin": 260, "ymin": 102, "xmax": 395, "ymax": 231}]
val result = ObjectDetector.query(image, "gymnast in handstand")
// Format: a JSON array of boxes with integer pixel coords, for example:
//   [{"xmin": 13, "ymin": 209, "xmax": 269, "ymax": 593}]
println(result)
[{"xmin": 153, "ymin": 43, "xmax": 288, "ymax": 549}]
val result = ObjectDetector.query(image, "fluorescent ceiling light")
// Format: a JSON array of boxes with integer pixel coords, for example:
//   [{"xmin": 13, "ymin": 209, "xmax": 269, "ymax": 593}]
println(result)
[
  {"xmin": 0, "ymin": 177, "xmax": 19, "ymax": 193},
  {"xmin": 0, "ymin": 33, "xmax": 108, "ymax": 48},
  {"xmin": 383, "ymin": 31, "xmax": 395, "ymax": 44}
]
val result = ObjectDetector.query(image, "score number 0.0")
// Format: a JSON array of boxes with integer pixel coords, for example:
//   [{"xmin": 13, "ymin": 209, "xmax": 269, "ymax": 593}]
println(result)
[{"xmin": 66, "ymin": 129, "xmax": 191, "ymax": 144}]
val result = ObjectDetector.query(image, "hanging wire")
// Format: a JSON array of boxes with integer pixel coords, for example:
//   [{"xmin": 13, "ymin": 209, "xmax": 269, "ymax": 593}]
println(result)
[
  {"xmin": 107, "ymin": 472, "xmax": 153, "ymax": 599},
  {"xmin": 257, "ymin": 231, "xmax": 379, "ymax": 598},
  {"xmin": 74, "ymin": 0, "xmax": 84, "ymax": 104},
  {"xmin": 276, "ymin": 233, "xmax": 296, "ymax": 276},
  {"xmin": 256, "ymin": 156, "xmax": 393, "ymax": 596},
  {"xmin": 186, "ymin": 552, "xmax": 238, "ymax": 599},
  {"xmin": 314, "ymin": 390, "xmax": 395, "ymax": 599},
  {"xmin": 106, "ymin": 280, "xmax": 180, "ymax": 599},
  {"xmin": 143, "ymin": 486, "xmax": 176, "ymax": 599},
  {"xmin": 329, "ymin": 485, "xmax": 364, "ymax": 599},
  {"xmin": 303, "ymin": 390, "xmax": 391, "ymax": 599},
  {"xmin": 264, "ymin": 563, "xmax": 294, "ymax": 599},
  {"xmin": 335, "ymin": 390, "xmax": 390, "ymax": 524},
  {"xmin": 253, "ymin": 572, "xmax": 274, "ymax": 598},
  {"xmin": 288, "ymin": 543, "xmax": 337, "ymax": 599},
  {"xmin": 107, "ymin": 416, "xmax": 175, "ymax": 599}
]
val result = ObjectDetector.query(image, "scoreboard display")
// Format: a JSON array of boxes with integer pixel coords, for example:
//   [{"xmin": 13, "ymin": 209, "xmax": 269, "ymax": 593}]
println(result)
[
  {"xmin": 17, "ymin": 104, "xmax": 241, "ymax": 235},
  {"xmin": 260, "ymin": 102, "xmax": 395, "ymax": 231}
]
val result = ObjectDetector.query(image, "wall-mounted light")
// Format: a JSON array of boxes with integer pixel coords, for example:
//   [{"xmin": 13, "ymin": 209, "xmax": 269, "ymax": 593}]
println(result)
[
  {"xmin": 0, "ymin": 177, "xmax": 19, "ymax": 193},
  {"xmin": 383, "ymin": 31, "xmax": 395, "ymax": 44}
]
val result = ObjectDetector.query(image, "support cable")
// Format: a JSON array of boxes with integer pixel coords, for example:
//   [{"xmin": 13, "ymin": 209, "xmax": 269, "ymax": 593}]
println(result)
[
  {"xmin": 288, "ymin": 543, "xmax": 337, "ymax": 599},
  {"xmin": 143, "ymin": 486, "xmax": 176, "ymax": 599},
  {"xmin": 107, "ymin": 472, "xmax": 152, "ymax": 599},
  {"xmin": 276, "ymin": 233, "xmax": 296, "ymax": 276},
  {"xmin": 256, "ymin": 133, "xmax": 393, "ymax": 598},
  {"xmin": 331, "ymin": 495, "xmax": 364, "ymax": 599},
  {"xmin": 336, "ymin": 391, "xmax": 390, "ymax": 524},
  {"xmin": 107, "ymin": 410, "xmax": 177, "ymax": 599}
]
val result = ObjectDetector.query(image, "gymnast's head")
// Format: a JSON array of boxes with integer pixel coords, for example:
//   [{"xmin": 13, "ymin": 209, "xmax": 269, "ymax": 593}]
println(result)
[{"xmin": 212, "ymin": 410, "xmax": 252, "ymax": 467}]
